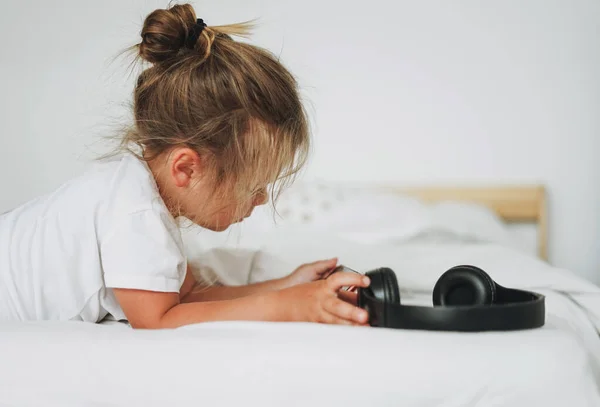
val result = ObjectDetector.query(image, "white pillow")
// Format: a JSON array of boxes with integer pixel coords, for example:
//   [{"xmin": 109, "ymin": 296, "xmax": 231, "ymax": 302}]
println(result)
[
  {"xmin": 241, "ymin": 181, "xmax": 516, "ymax": 246},
  {"xmin": 404, "ymin": 200, "xmax": 517, "ymax": 248}
]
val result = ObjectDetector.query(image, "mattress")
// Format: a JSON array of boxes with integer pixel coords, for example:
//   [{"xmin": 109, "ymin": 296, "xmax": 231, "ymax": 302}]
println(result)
[{"xmin": 1, "ymin": 235, "xmax": 600, "ymax": 407}]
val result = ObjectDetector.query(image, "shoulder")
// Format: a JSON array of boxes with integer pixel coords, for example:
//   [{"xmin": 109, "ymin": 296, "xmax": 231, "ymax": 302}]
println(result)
[
  {"xmin": 92, "ymin": 152, "xmax": 158, "ymax": 201},
  {"xmin": 80, "ymin": 151, "xmax": 177, "ymax": 243},
  {"xmin": 94, "ymin": 152, "xmax": 179, "ymax": 236},
  {"xmin": 90, "ymin": 152, "xmax": 167, "ymax": 216}
]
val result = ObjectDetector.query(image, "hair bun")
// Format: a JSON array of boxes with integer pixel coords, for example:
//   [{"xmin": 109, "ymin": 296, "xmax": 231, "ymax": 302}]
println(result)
[{"xmin": 138, "ymin": 4, "xmax": 198, "ymax": 64}]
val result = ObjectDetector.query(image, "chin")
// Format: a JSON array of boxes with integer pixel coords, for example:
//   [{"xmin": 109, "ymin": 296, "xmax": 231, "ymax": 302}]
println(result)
[
  {"xmin": 206, "ymin": 224, "xmax": 233, "ymax": 232},
  {"xmin": 187, "ymin": 217, "xmax": 233, "ymax": 232},
  {"xmin": 191, "ymin": 212, "xmax": 249, "ymax": 232}
]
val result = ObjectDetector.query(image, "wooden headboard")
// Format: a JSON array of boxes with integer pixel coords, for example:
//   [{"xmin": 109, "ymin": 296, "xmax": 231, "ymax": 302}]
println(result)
[{"xmin": 395, "ymin": 185, "xmax": 548, "ymax": 260}]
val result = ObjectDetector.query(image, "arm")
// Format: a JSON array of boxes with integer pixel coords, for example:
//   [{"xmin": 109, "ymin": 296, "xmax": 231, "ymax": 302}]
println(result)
[
  {"xmin": 179, "ymin": 267, "xmax": 291, "ymax": 303},
  {"xmin": 114, "ymin": 288, "xmax": 286, "ymax": 329},
  {"xmin": 112, "ymin": 271, "xmax": 371, "ymax": 329},
  {"xmin": 178, "ymin": 258, "xmax": 339, "ymax": 303}
]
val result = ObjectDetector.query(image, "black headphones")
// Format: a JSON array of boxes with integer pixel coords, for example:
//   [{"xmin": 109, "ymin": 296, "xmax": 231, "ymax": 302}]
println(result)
[{"xmin": 356, "ymin": 265, "xmax": 545, "ymax": 332}]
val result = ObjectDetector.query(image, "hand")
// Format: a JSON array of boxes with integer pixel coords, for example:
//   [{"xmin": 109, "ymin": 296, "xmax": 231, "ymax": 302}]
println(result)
[
  {"xmin": 282, "ymin": 258, "xmax": 339, "ymax": 288},
  {"xmin": 277, "ymin": 271, "xmax": 371, "ymax": 325}
]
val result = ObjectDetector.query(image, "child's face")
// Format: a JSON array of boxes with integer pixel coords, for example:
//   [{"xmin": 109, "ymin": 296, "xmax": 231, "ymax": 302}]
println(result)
[
  {"xmin": 186, "ymin": 184, "xmax": 268, "ymax": 232},
  {"xmin": 156, "ymin": 147, "xmax": 268, "ymax": 231}
]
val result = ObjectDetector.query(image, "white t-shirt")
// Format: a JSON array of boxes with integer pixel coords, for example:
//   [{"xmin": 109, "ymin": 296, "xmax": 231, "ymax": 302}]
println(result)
[{"xmin": 0, "ymin": 153, "xmax": 188, "ymax": 322}]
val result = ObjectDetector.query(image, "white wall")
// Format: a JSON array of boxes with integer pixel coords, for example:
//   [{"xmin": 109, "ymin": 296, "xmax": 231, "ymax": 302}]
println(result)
[{"xmin": 1, "ymin": 1, "xmax": 599, "ymax": 282}]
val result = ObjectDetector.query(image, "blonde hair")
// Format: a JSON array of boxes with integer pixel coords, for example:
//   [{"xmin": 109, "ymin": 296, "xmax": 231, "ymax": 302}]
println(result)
[{"xmin": 118, "ymin": 3, "xmax": 310, "ymax": 222}]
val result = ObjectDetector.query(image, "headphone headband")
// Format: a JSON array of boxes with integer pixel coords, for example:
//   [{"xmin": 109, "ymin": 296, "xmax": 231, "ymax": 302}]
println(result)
[{"xmin": 359, "ymin": 289, "xmax": 545, "ymax": 332}]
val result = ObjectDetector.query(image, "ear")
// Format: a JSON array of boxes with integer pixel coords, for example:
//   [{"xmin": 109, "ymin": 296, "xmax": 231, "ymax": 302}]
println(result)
[{"xmin": 168, "ymin": 147, "xmax": 203, "ymax": 188}]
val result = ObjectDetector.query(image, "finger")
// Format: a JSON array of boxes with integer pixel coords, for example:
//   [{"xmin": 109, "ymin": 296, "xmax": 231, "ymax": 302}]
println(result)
[
  {"xmin": 337, "ymin": 290, "xmax": 358, "ymax": 305},
  {"xmin": 327, "ymin": 272, "xmax": 370, "ymax": 292},
  {"xmin": 324, "ymin": 296, "xmax": 369, "ymax": 324},
  {"xmin": 308, "ymin": 258, "xmax": 338, "ymax": 277},
  {"xmin": 322, "ymin": 311, "xmax": 370, "ymax": 326},
  {"xmin": 319, "ymin": 312, "xmax": 355, "ymax": 326},
  {"xmin": 306, "ymin": 257, "xmax": 337, "ymax": 267},
  {"xmin": 320, "ymin": 266, "xmax": 341, "ymax": 280}
]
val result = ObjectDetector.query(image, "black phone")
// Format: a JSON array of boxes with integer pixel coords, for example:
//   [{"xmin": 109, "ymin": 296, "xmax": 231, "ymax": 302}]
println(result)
[{"xmin": 323, "ymin": 264, "xmax": 361, "ymax": 291}]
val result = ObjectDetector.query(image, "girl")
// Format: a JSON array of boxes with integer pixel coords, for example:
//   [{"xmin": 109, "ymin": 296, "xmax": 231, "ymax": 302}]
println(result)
[{"xmin": 0, "ymin": 4, "xmax": 370, "ymax": 328}]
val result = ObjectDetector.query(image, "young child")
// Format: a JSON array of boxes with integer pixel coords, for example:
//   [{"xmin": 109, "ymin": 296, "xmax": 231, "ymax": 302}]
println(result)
[{"xmin": 0, "ymin": 4, "xmax": 370, "ymax": 328}]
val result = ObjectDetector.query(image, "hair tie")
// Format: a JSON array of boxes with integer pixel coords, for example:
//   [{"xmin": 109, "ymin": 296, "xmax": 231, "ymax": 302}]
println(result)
[{"xmin": 185, "ymin": 18, "xmax": 207, "ymax": 49}]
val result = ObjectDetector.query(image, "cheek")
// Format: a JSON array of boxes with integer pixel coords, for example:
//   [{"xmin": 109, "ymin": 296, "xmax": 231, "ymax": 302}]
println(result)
[
  {"xmin": 177, "ymin": 186, "xmax": 210, "ymax": 219},
  {"xmin": 214, "ymin": 202, "xmax": 246, "ymax": 223}
]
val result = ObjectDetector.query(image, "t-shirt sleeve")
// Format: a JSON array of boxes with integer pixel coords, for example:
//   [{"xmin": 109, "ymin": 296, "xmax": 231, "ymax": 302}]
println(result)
[{"xmin": 100, "ymin": 209, "xmax": 187, "ymax": 293}]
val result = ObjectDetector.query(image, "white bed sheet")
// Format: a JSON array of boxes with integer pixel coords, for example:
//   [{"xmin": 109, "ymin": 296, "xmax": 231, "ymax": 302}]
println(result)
[
  {"xmin": 0, "ymin": 311, "xmax": 597, "ymax": 407},
  {"xmin": 1, "ymin": 233, "xmax": 600, "ymax": 407}
]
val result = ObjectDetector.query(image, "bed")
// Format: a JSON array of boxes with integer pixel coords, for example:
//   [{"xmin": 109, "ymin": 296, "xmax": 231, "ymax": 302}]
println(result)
[{"xmin": 1, "ymin": 182, "xmax": 600, "ymax": 407}]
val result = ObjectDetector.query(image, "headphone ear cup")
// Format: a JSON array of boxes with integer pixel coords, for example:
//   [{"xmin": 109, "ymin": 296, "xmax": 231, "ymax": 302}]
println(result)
[
  {"xmin": 432, "ymin": 265, "xmax": 496, "ymax": 306},
  {"xmin": 364, "ymin": 267, "xmax": 401, "ymax": 304},
  {"xmin": 381, "ymin": 267, "xmax": 400, "ymax": 304}
]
